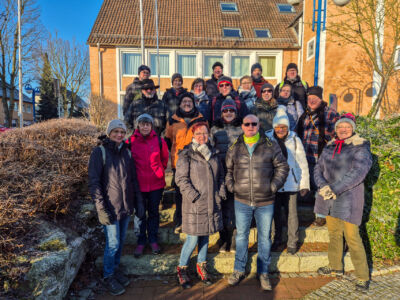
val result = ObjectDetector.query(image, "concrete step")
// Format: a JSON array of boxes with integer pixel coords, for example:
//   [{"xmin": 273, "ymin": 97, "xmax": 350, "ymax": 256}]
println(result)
[{"xmin": 124, "ymin": 224, "xmax": 329, "ymax": 246}]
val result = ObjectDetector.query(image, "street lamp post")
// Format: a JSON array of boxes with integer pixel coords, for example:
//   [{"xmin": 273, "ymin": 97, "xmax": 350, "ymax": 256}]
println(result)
[
  {"xmin": 24, "ymin": 84, "xmax": 40, "ymax": 122},
  {"xmin": 17, "ymin": 0, "xmax": 23, "ymax": 127}
]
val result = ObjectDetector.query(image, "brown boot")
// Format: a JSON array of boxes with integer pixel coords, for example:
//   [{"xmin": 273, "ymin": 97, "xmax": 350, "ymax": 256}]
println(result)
[
  {"xmin": 176, "ymin": 266, "xmax": 191, "ymax": 289},
  {"xmin": 196, "ymin": 262, "xmax": 213, "ymax": 286}
]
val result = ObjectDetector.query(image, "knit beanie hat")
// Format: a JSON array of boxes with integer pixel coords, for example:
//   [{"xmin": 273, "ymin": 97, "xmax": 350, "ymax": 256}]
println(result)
[
  {"xmin": 178, "ymin": 92, "xmax": 196, "ymax": 106},
  {"xmin": 212, "ymin": 61, "xmax": 223, "ymax": 70},
  {"xmin": 286, "ymin": 63, "xmax": 298, "ymax": 73},
  {"xmin": 335, "ymin": 113, "xmax": 356, "ymax": 132},
  {"xmin": 136, "ymin": 113, "xmax": 154, "ymax": 125},
  {"xmin": 217, "ymin": 76, "xmax": 233, "ymax": 87},
  {"xmin": 221, "ymin": 99, "xmax": 237, "ymax": 112},
  {"xmin": 171, "ymin": 73, "xmax": 183, "ymax": 84},
  {"xmin": 261, "ymin": 83, "xmax": 274, "ymax": 92},
  {"xmin": 106, "ymin": 119, "xmax": 127, "ymax": 136},
  {"xmin": 251, "ymin": 63, "xmax": 263, "ymax": 73},
  {"xmin": 307, "ymin": 86, "xmax": 323, "ymax": 99},
  {"xmin": 138, "ymin": 64, "xmax": 151, "ymax": 75},
  {"xmin": 273, "ymin": 106, "xmax": 290, "ymax": 128}
]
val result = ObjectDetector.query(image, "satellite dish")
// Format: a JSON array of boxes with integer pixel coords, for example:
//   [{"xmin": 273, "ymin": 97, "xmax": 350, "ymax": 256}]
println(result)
[{"xmin": 333, "ymin": 0, "xmax": 351, "ymax": 6}]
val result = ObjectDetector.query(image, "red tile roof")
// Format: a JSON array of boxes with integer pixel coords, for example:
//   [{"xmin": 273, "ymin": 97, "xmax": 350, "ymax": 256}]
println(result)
[{"xmin": 88, "ymin": 0, "xmax": 302, "ymax": 49}]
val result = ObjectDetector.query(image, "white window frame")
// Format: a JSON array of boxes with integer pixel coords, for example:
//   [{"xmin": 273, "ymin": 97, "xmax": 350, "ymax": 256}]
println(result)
[
  {"xmin": 395, "ymin": 45, "xmax": 400, "ymax": 71},
  {"xmin": 277, "ymin": 3, "xmax": 295, "ymax": 13},
  {"xmin": 220, "ymin": 2, "xmax": 238, "ymax": 12},
  {"xmin": 176, "ymin": 52, "xmax": 198, "ymax": 78},
  {"xmin": 222, "ymin": 28, "xmax": 242, "ymax": 38},
  {"xmin": 307, "ymin": 37, "xmax": 316, "ymax": 61},
  {"xmin": 120, "ymin": 51, "xmax": 142, "ymax": 77},
  {"xmin": 254, "ymin": 28, "xmax": 271, "ymax": 39},
  {"xmin": 148, "ymin": 51, "xmax": 171, "ymax": 78}
]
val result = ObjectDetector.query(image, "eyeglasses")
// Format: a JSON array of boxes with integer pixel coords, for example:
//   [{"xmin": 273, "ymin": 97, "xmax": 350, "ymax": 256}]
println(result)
[
  {"xmin": 219, "ymin": 83, "xmax": 231, "ymax": 88},
  {"xmin": 243, "ymin": 122, "xmax": 258, "ymax": 127},
  {"xmin": 262, "ymin": 89, "xmax": 273, "ymax": 93},
  {"xmin": 222, "ymin": 109, "xmax": 235, "ymax": 113}
]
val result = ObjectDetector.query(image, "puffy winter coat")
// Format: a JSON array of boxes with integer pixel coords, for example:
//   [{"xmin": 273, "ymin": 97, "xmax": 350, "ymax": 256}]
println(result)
[
  {"xmin": 128, "ymin": 130, "xmax": 169, "ymax": 192},
  {"xmin": 274, "ymin": 76, "xmax": 308, "ymax": 109},
  {"xmin": 208, "ymin": 90, "xmax": 249, "ymax": 123},
  {"xmin": 239, "ymin": 86, "xmax": 257, "ymax": 110},
  {"xmin": 88, "ymin": 137, "xmax": 141, "ymax": 221},
  {"xmin": 313, "ymin": 134, "xmax": 372, "ymax": 226},
  {"xmin": 123, "ymin": 77, "xmax": 143, "ymax": 117},
  {"xmin": 175, "ymin": 144, "xmax": 225, "ymax": 236},
  {"xmin": 225, "ymin": 132, "xmax": 289, "ymax": 207},
  {"xmin": 124, "ymin": 93, "xmax": 169, "ymax": 135},
  {"xmin": 265, "ymin": 130, "xmax": 309, "ymax": 192},
  {"xmin": 252, "ymin": 77, "xmax": 268, "ymax": 98},
  {"xmin": 165, "ymin": 112, "xmax": 206, "ymax": 168},
  {"xmin": 162, "ymin": 87, "xmax": 187, "ymax": 116},
  {"xmin": 250, "ymin": 98, "xmax": 278, "ymax": 132}
]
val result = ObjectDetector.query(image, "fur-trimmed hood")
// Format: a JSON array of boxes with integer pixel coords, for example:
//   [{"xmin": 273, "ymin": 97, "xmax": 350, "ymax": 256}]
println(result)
[{"xmin": 327, "ymin": 133, "xmax": 366, "ymax": 146}]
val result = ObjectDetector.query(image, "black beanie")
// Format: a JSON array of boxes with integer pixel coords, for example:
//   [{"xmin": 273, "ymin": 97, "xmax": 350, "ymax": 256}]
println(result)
[
  {"xmin": 138, "ymin": 64, "xmax": 151, "ymax": 75},
  {"xmin": 307, "ymin": 86, "xmax": 323, "ymax": 99},
  {"xmin": 286, "ymin": 63, "xmax": 298, "ymax": 73},
  {"xmin": 178, "ymin": 92, "xmax": 195, "ymax": 106},
  {"xmin": 251, "ymin": 63, "xmax": 263, "ymax": 73},
  {"xmin": 212, "ymin": 61, "xmax": 223, "ymax": 70},
  {"xmin": 171, "ymin": 73, "xmax": 183, "ymax": 84}
]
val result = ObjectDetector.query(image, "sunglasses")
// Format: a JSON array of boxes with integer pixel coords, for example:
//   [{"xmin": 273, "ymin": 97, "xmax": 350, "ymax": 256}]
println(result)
[
  {"xmin": 243, "ymin": 122, "xmax": 258, "ymax": 127},
  {"xmin": 219, "ymin": 83, "xmax": 231, "ymax": 88},
  {"xmin": 222, "ymin": 109, "xmax": 235, "ymax": 113},
  {"xmin": 143, "ymin": 87, "xmax": 155, "ymax": 91},
  {"xmin": 262, "ymin": 89, "xmax": 273, "ymax": 93}
]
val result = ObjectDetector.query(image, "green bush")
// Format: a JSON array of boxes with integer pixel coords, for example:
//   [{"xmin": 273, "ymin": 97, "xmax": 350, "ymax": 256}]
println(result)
[{"xmin": 356, "ymin": 115, "xmax": 400, "ymax": 262}]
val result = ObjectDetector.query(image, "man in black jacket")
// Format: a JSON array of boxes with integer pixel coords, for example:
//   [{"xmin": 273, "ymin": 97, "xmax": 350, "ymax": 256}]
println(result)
[
  {"xmin": 225, "ymin": 114, "xmax": 289, "ymax": 291},
  {"xmin": 206, "ymin": 61, "xmax": 224, "ymax": 98}
]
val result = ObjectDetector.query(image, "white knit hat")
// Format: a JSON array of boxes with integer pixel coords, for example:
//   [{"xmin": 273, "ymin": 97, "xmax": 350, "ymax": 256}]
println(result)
[
  {"xmin": 273, "ymin": 105, "xmax": 290, "ymax": 128},
  {"xmin": 106, "ymin": 119, "xmax": 127, "ymax": 136}
]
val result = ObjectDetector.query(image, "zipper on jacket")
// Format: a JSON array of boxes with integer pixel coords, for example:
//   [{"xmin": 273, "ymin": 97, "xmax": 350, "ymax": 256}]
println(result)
[{"xmin": 250, "ymin": 154, "xmax": 254, "ymax": 206}]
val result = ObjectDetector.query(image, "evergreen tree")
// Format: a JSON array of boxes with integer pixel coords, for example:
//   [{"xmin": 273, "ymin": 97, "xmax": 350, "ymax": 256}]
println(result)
[{"xmin": 37, "ymin": 53, "xmax": 58, "ymax": 120}]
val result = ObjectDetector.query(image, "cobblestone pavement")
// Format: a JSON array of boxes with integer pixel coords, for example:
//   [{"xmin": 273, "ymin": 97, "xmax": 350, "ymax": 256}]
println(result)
[{"xmin": 303, "ymin": 271, "xmax": 400, "ymax": 300}]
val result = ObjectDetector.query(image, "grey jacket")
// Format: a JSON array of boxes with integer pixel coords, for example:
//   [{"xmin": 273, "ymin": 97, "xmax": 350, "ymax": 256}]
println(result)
[
  {"xmin": 314, "ymin": 134, "xmax": 372, "ymax": 225},
  {"xmin": 175, "ymin": 144, "xmax": 225, "ymax": 236}
]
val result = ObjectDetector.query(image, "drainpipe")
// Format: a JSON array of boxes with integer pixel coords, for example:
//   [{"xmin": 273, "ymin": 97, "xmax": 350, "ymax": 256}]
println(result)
[
  {"xmin": 314, "ymin": 0, "xmax": 322, "ymax": 86},
  {"xmin": 97, "ymin": 43, "xmax": 103, "ymax": 98}
]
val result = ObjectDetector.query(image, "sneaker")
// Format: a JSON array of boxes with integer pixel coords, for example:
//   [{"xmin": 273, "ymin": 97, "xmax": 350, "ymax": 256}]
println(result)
[
  {"xmin": 134, "ymin": 244, "xmax": 145, "ymax": 258},
  {"xmin": 355, "ymin": 279, "xmax": 370, "ymax": 291},
  {"xmin": 228, "ymin": 270, "xmax": 245, "ymax": 286},
  {"xmin": 177, "ymin": 266, "xmax": 192, "ymax": 289},
  {"xmin": 317, "ymin": 266, "xmax": 343, "ymax": 276},
  {"xmin": 259, "ymin": 273, "xmax": 272, "ymax": 291},
  {"xmin": 313, "ymin": 217, "xmax": 326, "ymax": 227},
  {"xmin": 287, "ymin": 247, "xmax": 297, "ymax": 255},
  {"xmin": 174, "ymin": 225, "xmax": 182, "ymax": 234},
  {"xmin": 104, "ymin": 275, "xmax": 125, "ymax": 296},
  {"xmin": 150, "ymin": 243, "xmax": 161, "ymax": 255},
  {"xmin": 114, "ymin": 270, "xmax": 130, "ymax": 287},
  {"xmin": 196, "ymin": 262, "xmax": 213, "ymax": 286}
]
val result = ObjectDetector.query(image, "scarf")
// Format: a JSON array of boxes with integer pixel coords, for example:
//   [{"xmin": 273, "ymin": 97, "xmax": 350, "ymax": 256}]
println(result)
[
  {"xmin": 192, "ymin": 91, "xmax": 209, "ymax": 104},
  {"xmin": 176, "ymin": 106, "xmax": 198, "ymax": 119},
  {"xmin": 252, "ymin": 75, "xmax": 262, "ymax": 83},
  {"xmin": 273, "ymin": 131, "xmax": 288, "ymax": 159},
  {"xmin": 297, "ymin": 101, "xmax": 327, "ymax": 157},
  {"xmin": 192, "ymin": 139, "xmax": 212, "ymax": 161},
  {"xmin": 277, "ymin": 96, "xmax": 290, "ymax": 106},
  {"xmin": 332, "ymin": 139, "xmax": 344, "ymax": 158},
  {"xmin": 243, "ymin": 132, "xmax": 260, "ymax": 145}
]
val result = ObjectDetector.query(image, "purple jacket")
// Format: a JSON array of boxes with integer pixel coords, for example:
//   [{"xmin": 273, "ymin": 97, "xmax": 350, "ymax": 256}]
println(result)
[{"xmin": 313, "ymin": 134, "xmax": 372, "ymax": 225}]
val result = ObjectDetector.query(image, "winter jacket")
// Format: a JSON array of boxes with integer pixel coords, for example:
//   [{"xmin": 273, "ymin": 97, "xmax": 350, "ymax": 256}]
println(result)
[
  {"xmin": 252, "ymin": 77, "xmax": 268, "ymax": 98},
  {"xmin": 276, "ymin": 97, "xmax": 304, "ymax": 131},
  {"xmin": 205, "ymin": 74, "xmax": 220, "ymax": 98},
  {"xmin": 175, "ymin": 144, "xmax": 225, "ymax": 236},
  {"xmin": 165, "ymin": 112, "xmax": 206, "ymax": 168},
  {"xmin": 162, "ymin": 87, "xmax": 187, "ymax": 116},
  {"xmin": 208, "ymin": 90, "xmax": 249, "ymax": 124},
  {"xmin": 274, "ymin": 76, "xmax": 308, "ymax": 110},
  {"xmin": 225, "ymin": 132, "xmax": 289, "ymax": 207},
  {"xmin": 238, "ymin": 86, "xmax": 257, "ymax": 110},
  {"xmin": 124, "ymin": 93, "xmax": 169, "ymax": 135},
  {"xmin": 88, "ymin": 137, "xmax": 141, "ymax": 221},
  {"xmin": 128, "ymin": 130, "xmax": 169, "ymax": 192},
  {"xmin": 265, "ymin": 130, "xmax": 309, "ymax": 192},
  {"xmin": 313, "ymin": 134, "xmax": 372, "ymax": 226},
  {"xmin": 193, "ymin": 91, "xmax": 210, "ymax": 121},
  {"xmin": 210, "ymin": 118, "xmax": 243, "ymax": 170},
  {"xmin": 123, "ymin": 77, "xmax": 142, "ymax": 117},
  {"xmin": 250, "ymin": 98, "xmax": 278, "ymax": 132}
]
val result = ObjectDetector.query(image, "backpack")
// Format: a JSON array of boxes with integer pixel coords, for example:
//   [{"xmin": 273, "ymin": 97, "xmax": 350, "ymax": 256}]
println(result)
[
  {"xmin": 99, "ymin": 145, "xmax": 132, "ymax": 166},
  {"xmin": 279, "ymin": 80, "xmax": 308, "ymax": 90}
]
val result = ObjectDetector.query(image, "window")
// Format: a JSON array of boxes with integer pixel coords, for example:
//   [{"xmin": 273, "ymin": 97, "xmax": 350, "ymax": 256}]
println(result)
[
  {"xmin": 27, "ymin": 105, "xmax": 32, "ymax": 113},
  {"xmin": 231, "ymin": 56, "xmax": 249, "ymax": 78},
  {"xmin": 223, "ymin": 28, "xmax": 242, "ymax": 38},
  {"xmin": 254, "ymin": 29, "xmax": 271, "ymax": 38},
  {"xmin": 395, "ymin": 46, "xmax": 400, "ymax": 70},
  {"xmin": 150, "ymin": 54, "xmax": 169, "ymax": 76},
  {"xmin": 178, "ymin": 55, "xmax": 196, "ymax": 77},
  {"xmin": 259, "ymin": 56, "xmax": 276, "ymax": 77},
  {"xmin": 204, "ymin": 55, "xmax": 223, "ymax": 77},
  {"xmin": 307, "ymin": 38, "xmax": 316, "ymax": 60},
  {"xmin": 220, "ymin": 2, "xmax": 238, "ymax": 12},
  {"xmin": 277, "ymin": 4, "xmax": 295, "ymax": 13},
  {"xmin": 122, "ymin": 53, "xmax": 142, "ymax": 76}
]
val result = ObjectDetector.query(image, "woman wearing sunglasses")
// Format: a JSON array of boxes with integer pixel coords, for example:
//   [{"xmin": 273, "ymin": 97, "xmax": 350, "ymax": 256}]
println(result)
[
  {"xmin": 210, "ymin": 99, "xmax": 243, "ymax": 253},
  {"xmin": 250, "ymin": 83, "xmax": 278, "ymax": 132}
]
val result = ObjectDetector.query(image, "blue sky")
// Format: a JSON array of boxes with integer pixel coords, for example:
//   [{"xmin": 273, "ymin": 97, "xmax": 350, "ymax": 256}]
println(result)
[{"xmin": 37, "ymin": 0, "xmax": 103, "ymax": 44}]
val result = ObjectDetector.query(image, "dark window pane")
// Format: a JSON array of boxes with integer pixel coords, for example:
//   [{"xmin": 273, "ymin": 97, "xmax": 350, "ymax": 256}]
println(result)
[
  {"xmin": 220, "ymin": 3, "xmax": 238, "ymax": 12},
  {"xmin": 223, "ymin": 28, "xmax": 241, "ymax": 37}
]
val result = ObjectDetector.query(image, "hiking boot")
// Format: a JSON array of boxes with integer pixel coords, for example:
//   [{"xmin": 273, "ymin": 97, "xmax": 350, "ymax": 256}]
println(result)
[
  {"xmin": 313, "ymin": 217, "xmax": 326, "ymax": 227},
  {"xmin": 134, "ymin": 244, "xmax": 145, "ymax": 258},
  {"xmin": 177, "ymin": 266, "xmax": 191, "ymax": 289},
  {"xmin": 317, "ymin": 266, "xmax": 343, "ymax": 276},
  {"xmin": 355, "ymin": 279, "xmax": 370, "ymax": 291},
  {"xmin": 228, "ymin": 270, "xmax": 245, "ymax": 286},
  {"xmin": 150, "ymin": 243, "xmax": 161, "ymax": 255},
  {"xmin": 287, "ymin": 246, "xmax": 297, "ymax": 255},
  {"xmin": 259, "ymin": 273, "xmax": 272, "ymax": 291},
  {"xmin": 196, "ymin": 262, "xmax": 213, "ymax": 286},
  {"xmin": 174, "ymin": 225, "xmax": 182, "ymax": 234},
  {"xmin": 104, "ymin": 275, "xmax": 125, "ymax": 296},
  {"xmin": 114, "ymin": 270, "xmax": 130, "ymax": 287}
]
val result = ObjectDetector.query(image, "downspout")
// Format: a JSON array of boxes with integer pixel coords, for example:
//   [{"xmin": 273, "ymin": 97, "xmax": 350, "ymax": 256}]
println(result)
[
  {"xmin": 314, "ymin": 0, "xmax": 322, "ymax": 86},
  {"xmin": 97, "ymin": 43, "xmax": 103, "ymax": 98}
]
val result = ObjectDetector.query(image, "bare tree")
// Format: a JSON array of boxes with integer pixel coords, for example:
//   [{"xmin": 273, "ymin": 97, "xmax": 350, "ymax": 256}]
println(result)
[
  {"xmin": 0, "ymin": 0, "xmax": 42, "ymax": 127},
  {"xmin": 85, "ymin": 94, "xmax": 117, "ymax": 131},
  {"xmin": 328, "ymin": 0, "xmax": 400, "ymax": 118},
  {"xmin": 44, "ymin": 33, "xmax": 89, "ymax": 118}
]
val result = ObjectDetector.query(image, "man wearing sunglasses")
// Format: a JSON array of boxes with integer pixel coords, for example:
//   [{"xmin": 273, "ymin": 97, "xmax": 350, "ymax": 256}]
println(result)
[
  {"xmin": 225, "ymin": 114, "xmax": 289, "ymax": 291},
  {"xmin": 124, "ymin": 79, "xmax": 169, "ymax": 136},
  {"xmin": 250, "ymin": 83, "xmax": 278, "ymax": 132}
]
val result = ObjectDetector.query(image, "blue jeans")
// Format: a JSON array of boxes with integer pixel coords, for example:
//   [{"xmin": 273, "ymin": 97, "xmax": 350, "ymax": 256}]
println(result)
[
  {"xmin": 179, "ymin": 235, "xmax": 209, "ymax": 267},
  {"xmin": 137, "ymin": 188, "xmax": 163, "ymax": 245},
  {"xmin": 103, "ymin": 215, "xmax": 130, "ymax": 278},
  {"xmin": 234, "ymin": 200, "xmax": 274, "ymax": 274}
]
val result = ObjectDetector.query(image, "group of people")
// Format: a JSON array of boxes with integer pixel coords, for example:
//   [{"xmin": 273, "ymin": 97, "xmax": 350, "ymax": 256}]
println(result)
[{"xmin": 88, "ymin": 61, "xmax": 373, "ymax": 296}]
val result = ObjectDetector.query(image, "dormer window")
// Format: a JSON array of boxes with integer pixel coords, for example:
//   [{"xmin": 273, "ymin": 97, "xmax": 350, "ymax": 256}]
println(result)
[{"xmin": 220, "ymin": 2, "xmax": 238, "ymax": 12}]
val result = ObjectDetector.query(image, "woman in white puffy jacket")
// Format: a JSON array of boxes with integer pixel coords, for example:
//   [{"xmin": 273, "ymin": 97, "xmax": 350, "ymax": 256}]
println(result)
[{"xmin": 266, "ymin": 107, "xmax": 309, "ymax": 254}]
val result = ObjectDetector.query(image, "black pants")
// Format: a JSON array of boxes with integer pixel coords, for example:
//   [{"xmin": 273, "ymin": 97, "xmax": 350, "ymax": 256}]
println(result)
[{"xmin": 172, "ymin": 169, "xmax": 182, "ymax": 226}]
